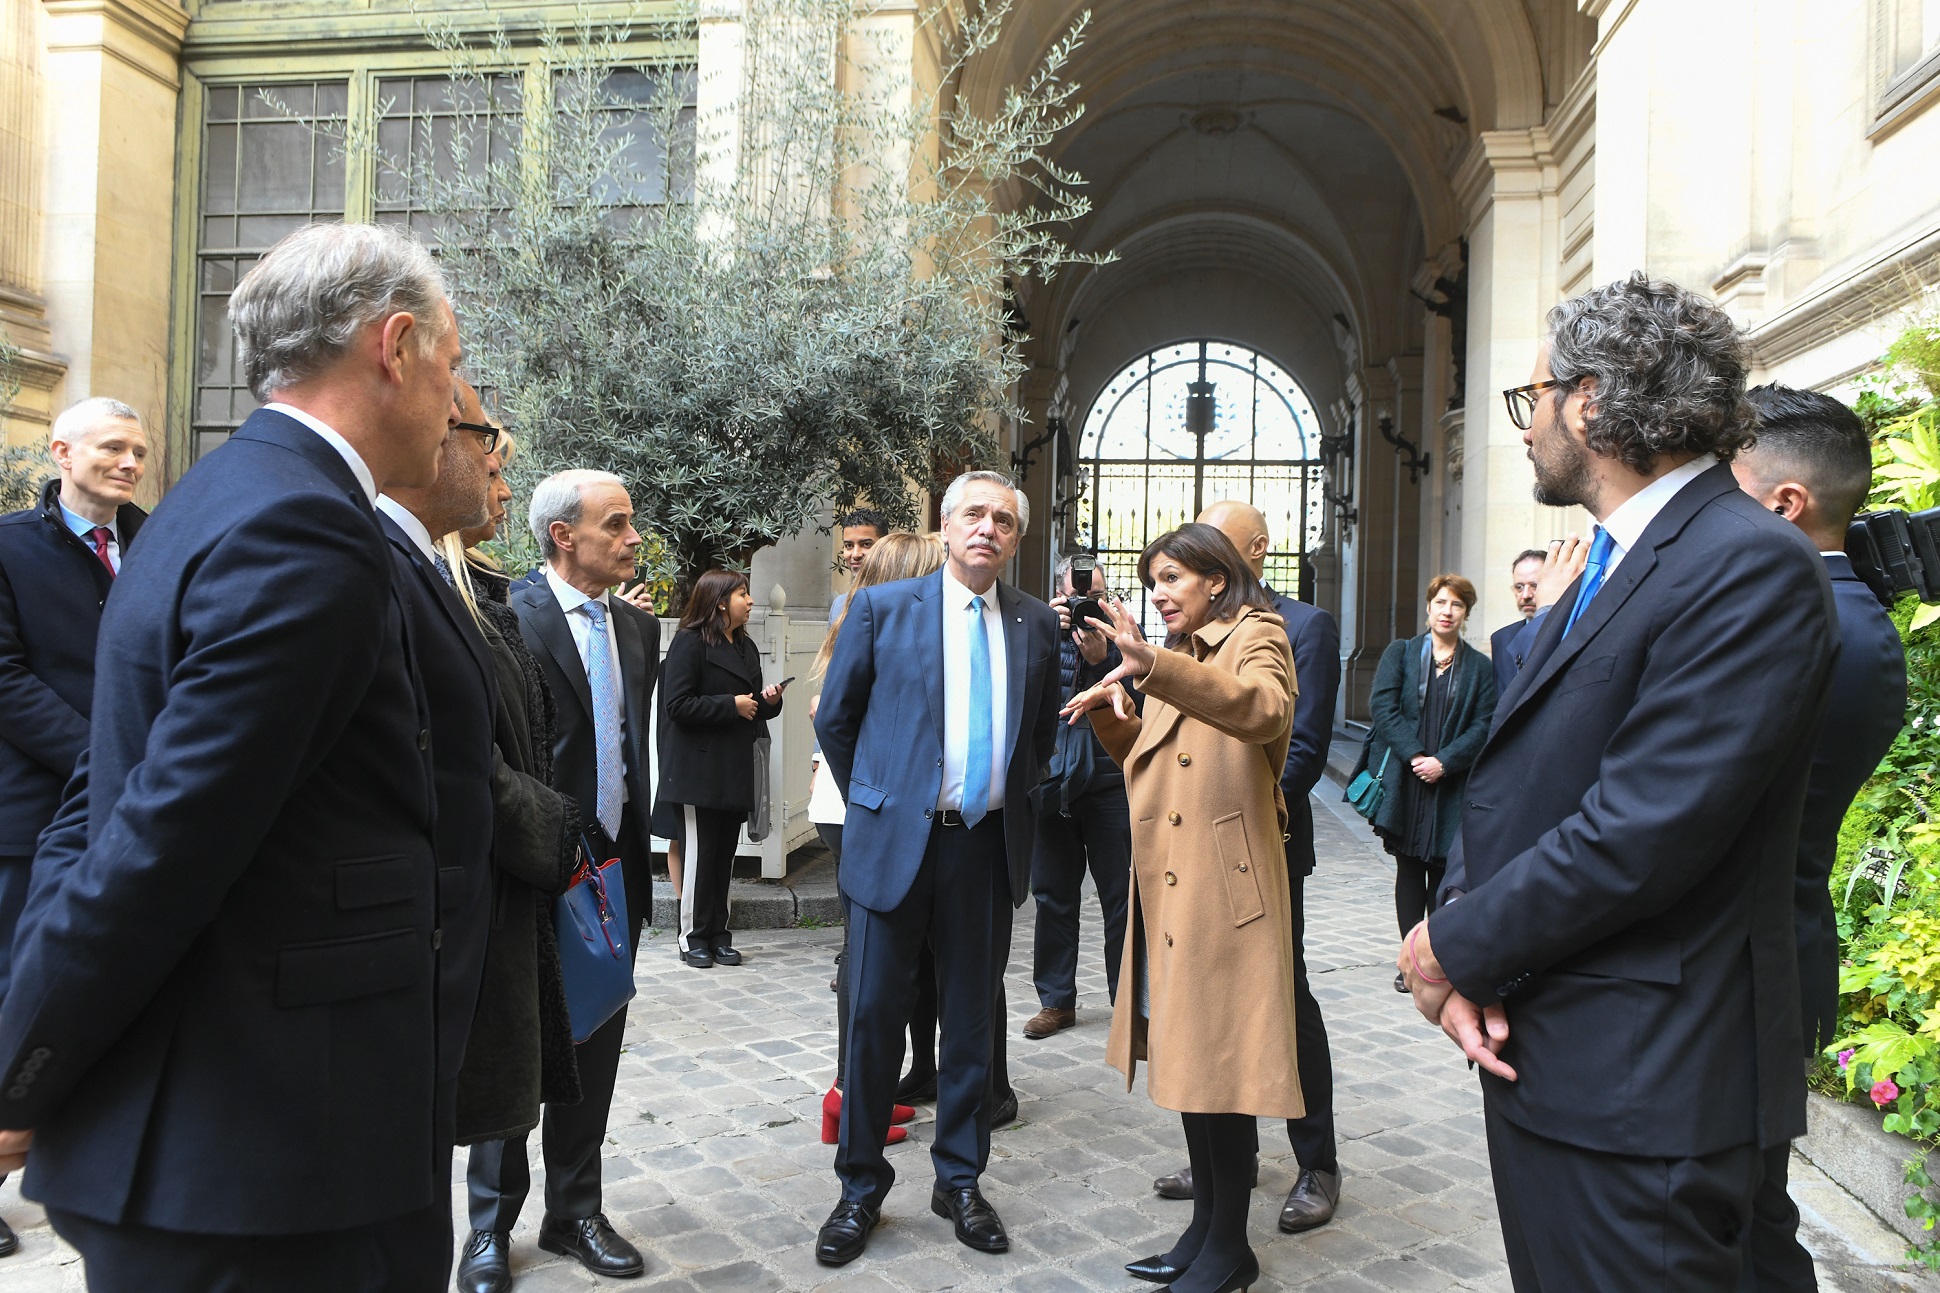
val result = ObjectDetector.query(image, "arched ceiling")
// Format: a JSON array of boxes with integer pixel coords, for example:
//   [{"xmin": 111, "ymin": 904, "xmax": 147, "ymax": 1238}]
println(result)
[{"xmin": 957, "ymin": 0, "xmax": 1591, "ymax": 439}]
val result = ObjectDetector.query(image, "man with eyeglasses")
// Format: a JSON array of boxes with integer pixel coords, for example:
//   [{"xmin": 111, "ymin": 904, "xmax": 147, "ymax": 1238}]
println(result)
[
  {"xmin": 1487, "ymin": 549, "xmax": 1547, "ymax": 697},
  {"xmin": 1402, "ymin": 274, "xmax": 1837, "ymax": 1290}
]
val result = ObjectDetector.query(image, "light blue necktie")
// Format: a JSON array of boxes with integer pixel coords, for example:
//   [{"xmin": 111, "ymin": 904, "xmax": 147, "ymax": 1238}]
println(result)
[
  {"xmin": 962, "ymin": 595, "xmax": 993, "ymax": 827},
  {"xmin": 1561, "ymin": 526, "xmax": 1617, "ymax": 638},
  {"xmin": 581, "ymin": 599, "xmax": 625, "ymax": 839}
]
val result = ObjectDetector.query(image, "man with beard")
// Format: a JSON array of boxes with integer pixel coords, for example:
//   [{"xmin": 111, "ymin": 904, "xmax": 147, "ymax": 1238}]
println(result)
[{"xmin": 1400, "ymin": 274, "xmax": 1837, "ymax": 1289}]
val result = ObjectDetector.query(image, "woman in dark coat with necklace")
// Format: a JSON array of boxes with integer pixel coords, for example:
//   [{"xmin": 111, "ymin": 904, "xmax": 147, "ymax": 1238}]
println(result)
[{"xmin": 1363, "ymin": 574, "xmax": 1497, "ymax": 988}]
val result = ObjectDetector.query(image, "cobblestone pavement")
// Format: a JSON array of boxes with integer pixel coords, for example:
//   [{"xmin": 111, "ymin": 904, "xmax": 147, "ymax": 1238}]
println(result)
[{"xmin": 1, "ymin": 795, "xmax": 1934, "ymax": 1291}]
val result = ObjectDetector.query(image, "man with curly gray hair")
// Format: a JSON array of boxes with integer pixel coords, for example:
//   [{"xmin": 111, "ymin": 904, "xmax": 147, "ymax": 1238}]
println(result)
[{"xmin": 1399, "ymin": 273, "xmax": 1839, "ymax": 1289}]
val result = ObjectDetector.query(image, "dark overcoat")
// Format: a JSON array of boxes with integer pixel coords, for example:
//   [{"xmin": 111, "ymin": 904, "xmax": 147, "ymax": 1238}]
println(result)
[
  {"xmin": 654, "ymin": 627, "xmax": 781, "ymax": 814},
  {"xmin": 1363, "ymin": 633, "xmax": 1496, "ymax": 859}
]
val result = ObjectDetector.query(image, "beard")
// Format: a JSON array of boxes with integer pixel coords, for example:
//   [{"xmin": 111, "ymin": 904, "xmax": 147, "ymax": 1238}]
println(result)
[{"xmin": 1530, "ymin": 422, "xmax": 1594, "ymax": 509}]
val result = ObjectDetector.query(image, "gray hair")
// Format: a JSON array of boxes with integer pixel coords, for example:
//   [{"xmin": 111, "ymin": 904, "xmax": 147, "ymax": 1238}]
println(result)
[
  {"xmin": 229, "ymin": 222, "xmax": 450, "ymax": 401},
  {"xmin": 1545, "ymin": 272, "xmax": 1756, "ymax": 473},
  {"xmin": 50, "ymin": 397, "xmax": 142, "ymax": 446},
  {"xmin": 939, "ymin": 470, "xmax": 1029, "ymax": 536},
  {"xmin": 529, "ymin": 468, "xmax": 626, "ymax": 560}
]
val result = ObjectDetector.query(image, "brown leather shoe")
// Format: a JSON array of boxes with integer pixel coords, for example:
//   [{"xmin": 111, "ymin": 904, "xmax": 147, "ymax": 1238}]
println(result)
[
  {"xmin": 1278, "ymin": 1167, "xmax": 1340, "ymax": 1232},
  {"xmin": 1023, "ymin": 1007, "xmax": 1076, "ymax": 1039}
]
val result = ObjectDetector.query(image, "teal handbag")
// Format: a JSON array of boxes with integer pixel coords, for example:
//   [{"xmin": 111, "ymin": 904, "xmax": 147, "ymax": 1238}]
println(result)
[{"xmin": 1344, "ymin": 746, "xmax": 1391, "ymax": 823}]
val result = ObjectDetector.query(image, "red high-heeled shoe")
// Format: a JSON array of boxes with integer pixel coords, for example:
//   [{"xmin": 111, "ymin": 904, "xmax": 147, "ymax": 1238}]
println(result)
[{"xmin": 821, "ymin": 1087, "xmax": 916, "ymax": 1144}]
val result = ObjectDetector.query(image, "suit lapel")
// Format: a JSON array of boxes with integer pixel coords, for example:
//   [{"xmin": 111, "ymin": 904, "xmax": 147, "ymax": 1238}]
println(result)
[
  {"xmin": 379, "ymin": 515, "xmax": 496, "ymax": 695},
  {"xmin": 518, "ymin": 582, "xmax": 595, "ymax": 721},
  {"xmin": 610, "ymin": 602, "xmax": 650, "ymax": 771},
  {"xmin": 917, "ymin": 570, "xmax": 945, "ymax": 743},
  {"xmin": 998, "ymin": 581, "xmax": 1027, "ymax": 763}
]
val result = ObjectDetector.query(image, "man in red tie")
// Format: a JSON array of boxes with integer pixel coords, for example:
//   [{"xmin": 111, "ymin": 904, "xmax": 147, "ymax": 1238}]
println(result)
[{"xmin": 0, "ymin": 395, "xmax": 148, "ymax": 1256}]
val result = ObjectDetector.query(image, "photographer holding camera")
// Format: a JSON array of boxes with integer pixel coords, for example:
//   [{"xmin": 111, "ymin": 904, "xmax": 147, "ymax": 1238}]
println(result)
[{"xmin": 1022, "ymin": 554, "xmax": 1139, "ymax": 1040}]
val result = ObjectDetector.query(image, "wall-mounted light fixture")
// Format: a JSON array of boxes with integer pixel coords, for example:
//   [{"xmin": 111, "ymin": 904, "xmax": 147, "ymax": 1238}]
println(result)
[
  {"xmin": 1380, "ymin": 412, "xmax": 1431, "ymax": 485},
  {"xmin": 1319, "ymin": 413, "xmax": 1357, "ymax": 531}
]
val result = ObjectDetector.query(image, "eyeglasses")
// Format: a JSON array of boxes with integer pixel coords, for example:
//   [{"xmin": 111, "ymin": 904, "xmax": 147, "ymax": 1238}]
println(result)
[
  {"xmin": 455, "ymin": 421, "xmax": 501, "ymax": 455},
  {"xmin": 1502, "ymin": 380, "xmax": 1569, "ymax": 431}
]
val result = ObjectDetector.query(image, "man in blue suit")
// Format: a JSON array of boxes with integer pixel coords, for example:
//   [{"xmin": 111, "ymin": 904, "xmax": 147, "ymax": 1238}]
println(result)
[
  {"xmin": 813, "ymin": 469, "xmax": 1061, "ymax": 1266},
  {"xmin": 1732, "ymin": 385, "xmax": 1908, "ymax": 1292},
  {"xmin": 1487, "ymin": 549, "xmax": 1546, "ymax": 696},
  {"xmin": 0, "ymin": 222, "xmax": 463, "ymax": 1292}
]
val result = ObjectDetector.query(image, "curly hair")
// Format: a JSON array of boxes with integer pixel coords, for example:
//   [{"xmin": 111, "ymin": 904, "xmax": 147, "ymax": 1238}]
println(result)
[{"xmin": 1545, "ymin": 272, "xmax": 1757, "ymax": 473}]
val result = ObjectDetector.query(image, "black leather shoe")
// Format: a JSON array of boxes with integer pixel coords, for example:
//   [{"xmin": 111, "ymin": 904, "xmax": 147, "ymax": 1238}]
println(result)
[
  {"xmin": 0, "ymin": 1216, "xmax": 17, "ymax": 1258},
  {"xmin": 1125, "ymin": 1253, "xmax": 1186, "ymax": 1283},
  {"xmin": 815, "ymin": 1199, "xmax": 879, "ymax": 1266},
  {"xmin": 1278, "ymin": 1167, "xmax": 1340, "ymax": 1232},
  {"xmin": 711, "ymin": 945, "xmax": 743, "ymax": 966},
  {"xmin": 991, "ymin": 1091, "xmax": 1018, "ymax": 1127},
  {"xmin": 681, "ymin": 948, "xmax": 714, "ymax": 969},
  {"xmin": 537, "ymin": 1213, "xmax": 645, "ymax": 1278},
  {"xmin": 930, "ymin": 1184, "xmax": 1008, "ymax": 1252},
  {"xmin": 895, "ymin": 1068, "xmax": 938, "ymax": 1103},
  {"xmin": 456, "ymin": 1229, "xmax": 511, "ymax": 1293},
  {"xmin": 1153, "ymin": 1156, "xmax": 1259, "ymax": 1200}
]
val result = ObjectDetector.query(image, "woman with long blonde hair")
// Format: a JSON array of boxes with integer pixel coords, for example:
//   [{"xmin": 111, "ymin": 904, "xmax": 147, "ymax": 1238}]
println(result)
[{"xmin": 809, "ymin": 530, "xmax": 945, "ymax": 1146}]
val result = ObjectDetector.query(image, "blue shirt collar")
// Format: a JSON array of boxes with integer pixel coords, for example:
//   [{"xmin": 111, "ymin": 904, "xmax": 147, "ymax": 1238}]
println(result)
[{"xmin": 56, "ymin": 496, "xmax": 113, "ymax": 543}]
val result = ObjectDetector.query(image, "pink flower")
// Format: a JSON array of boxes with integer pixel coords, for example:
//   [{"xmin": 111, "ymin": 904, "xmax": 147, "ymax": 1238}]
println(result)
[
  {"xmin": 1838, "ymin": 1049, "xmax": 1855, "ymax": 1071},
  {"xmin": 1871, "ymin": 1078, "xmax": 1901, "ymax": 1107}
]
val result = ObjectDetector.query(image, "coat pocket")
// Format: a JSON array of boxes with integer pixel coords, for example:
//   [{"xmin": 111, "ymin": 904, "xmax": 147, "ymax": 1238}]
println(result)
[
  {"xmin": 1212, "ymin": 811, "xmax": 1266, "ymax": 927},
  {"xmin": 276, "ymin": 929, "xmax": 423, "ymax": 1007}
]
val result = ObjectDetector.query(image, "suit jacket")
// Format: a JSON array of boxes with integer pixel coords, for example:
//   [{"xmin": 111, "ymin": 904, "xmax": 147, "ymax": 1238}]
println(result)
[
  {"xmin": 1270, "ymin": 591, "xmax": 1340, "ymax": 876},
  {"xmin": 377, "ymin": 514, "xmax": 498, "ymax": 1099},
  {"xmin": 0, "ymin": 479, "xmax": 146, "ymax": 859},
  {"xmin": 1795, "ymin": 554, "xmax": 1905, "ymax": 1053},
  {"xmin": 655, "ymin": 627, "xmax": 781, "ymax": 813},
  {"xmin": 512, "ymin": 576, "xmax": 659, "ymax": 908},
  {"xmin": 1431, "ymin": 463, "xmax": 1836, "ymax": 1157},
  {"xmin": 815, "ymin": 569, "xmax": 1061, "ymax": 912},
  {"xmin": 0, "ymin": 408, "xmax": 440, "ymax": 1233},
  {"xmin": 1488, "ymin": 619, "xmax": 1530, "ymax": 698}
]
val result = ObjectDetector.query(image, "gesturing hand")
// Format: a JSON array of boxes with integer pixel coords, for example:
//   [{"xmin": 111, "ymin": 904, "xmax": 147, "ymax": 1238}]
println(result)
[
  {"xmin": 1537, "ymin": 535, "xmax": 1590, "ymax": 610},
  {"xmin": 1059, "ymin": 679, "xmax": 1134, "ymax": 726},
  {"xmin": 1440, "ymin": 993, "xmax": 1517, "ymax": 1081},
  {"xmin": 1084, "ymin": 597, "xmax": 1158, "ymax": 680}
]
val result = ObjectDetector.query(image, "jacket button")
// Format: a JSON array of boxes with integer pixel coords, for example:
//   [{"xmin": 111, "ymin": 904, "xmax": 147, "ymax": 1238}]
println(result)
[
  {"xmin": 1178, "ymin": 753, "xmax": 1191, "ymax": 766},
  {"xmin": 924, "ymin": 808, "xmax": 933, "ymax": 819},
  {"xmin": 1164, "ymin": 871, "xmax": 1176, "ymax": 886},
  {"xmin": 1167, "ymin": 811, "xmax": 1181, "ymax": 825},
  {"xmin": 28, "ymin": 1048, "xmax": 48, "ymax": 1062},
  {"xmin": 937, "ymin": 759, "xmax": 944, "ymax": 767},
  {"xmin": 417, "ymin": 729, "xmax": 430, "ymax": 750},
  {"xmin": 432, "ymin": 928, "xmax": 443, "ymax": 950},
  {"xmin": 5, "ymin": 1086, "xmax": 24, "ymax": 1100}
]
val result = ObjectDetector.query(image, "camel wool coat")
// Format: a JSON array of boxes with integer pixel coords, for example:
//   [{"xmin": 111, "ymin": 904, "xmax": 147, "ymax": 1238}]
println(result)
[{"xmin": 1089, "ymin": 606, "xmax": 1304, "ymax": 1119}]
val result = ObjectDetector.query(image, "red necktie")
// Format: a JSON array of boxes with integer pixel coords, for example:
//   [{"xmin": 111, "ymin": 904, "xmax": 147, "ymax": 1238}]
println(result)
[{"xmin": 89, "ymin": 526, "xmax": 116, "ymax": 578}]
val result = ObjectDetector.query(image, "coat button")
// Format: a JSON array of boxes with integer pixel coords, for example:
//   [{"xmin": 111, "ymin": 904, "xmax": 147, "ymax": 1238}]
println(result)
[
  {"xmin": 1164, "ymin": 871, "xmax": 1176, "ymax": 885},
  {"xmin": 432, "ymin": 928, "xmax": 443, "ymax": 950},
  {"xmin": 417, "ymin": 729, "xmax": 430, "ymax": 750},
  {"xmin": 1167, "ymin": 811, "xmax": 1181, "ymax": 825},
  {"xmin": 1164, "ymin": 933, "xmax": 1173, "ymax": 946},
  {"xmin": 28, "ymin": 1048, "xmax": 48, "ymax": 1062},
  {"xmin": 1237, "ymin": 864, "xmax": 1247, "ymax": 873},
  {"xmin": 1178, "ymin": 753, "xmax": 1191, "ymax": 766}
]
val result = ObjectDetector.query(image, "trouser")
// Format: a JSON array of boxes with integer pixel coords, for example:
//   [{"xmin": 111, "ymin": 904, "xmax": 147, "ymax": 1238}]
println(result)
[
  {"xmin": 1485, "ymin": 1094, "xmax": 1760, "ymax": 1290},
  {"xmin": 1393, "ymin": 852, "xmax": 1446, "ymax": 940},
  {"xmin": 824, "ymin": 823, "xmax": 947, "ymax": 1094},
  {"xmin": 679, "ymin": 804, "xmax": 744, "ymax": 953},
  {"xmin": 1283, "ymin": 859, "xmax": 1336, "ymax": 1173},
  {"xmin": 48, "ymin": 1201, "xmax": 452, "ymax": 1293},
  {"xmin": 1029, "ymin": 783, "xmax": 1131, "ymax": 1009},
  {"xmin": 1742, "ymin": 1139, "xmax": 1818, "ymax": 1292},
  {"xmin": 837, "ymin": 813, "xmax": 1011, "ymax": 1206},
  {"xmin": 468, "ymin": 823, "xmax": 643, "ymax": 1231}
]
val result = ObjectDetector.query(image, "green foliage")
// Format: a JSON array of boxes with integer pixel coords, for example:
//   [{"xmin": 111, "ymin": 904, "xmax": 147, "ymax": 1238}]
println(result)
[
  {"xmin": 397, "ymin": 0, "xmax": 1103, "ymax": 593},
  {"xmin": 0, "ymin": 330, "xmax": 51, "ymax": 515}
]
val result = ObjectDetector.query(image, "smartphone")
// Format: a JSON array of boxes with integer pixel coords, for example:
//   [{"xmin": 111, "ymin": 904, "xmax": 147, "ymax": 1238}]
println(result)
[{"xmin": 776, "ymin": 676, "xmax": 796, "ymax": 688}]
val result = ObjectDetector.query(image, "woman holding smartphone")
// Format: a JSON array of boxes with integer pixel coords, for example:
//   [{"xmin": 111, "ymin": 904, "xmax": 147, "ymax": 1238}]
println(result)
[{"xmin": 653, "ymin": 568, "xmax": 785, "ymax": 968}]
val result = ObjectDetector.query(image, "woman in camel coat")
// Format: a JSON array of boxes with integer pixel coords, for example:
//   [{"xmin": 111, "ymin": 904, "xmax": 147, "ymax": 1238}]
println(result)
[{"xmin": 1063, "ymin": 522, "xmax": 1297, "ymax": 1293}]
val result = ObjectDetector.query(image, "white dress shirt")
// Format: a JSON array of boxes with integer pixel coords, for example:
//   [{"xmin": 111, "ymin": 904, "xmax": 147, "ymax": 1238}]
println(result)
[
  {"xmin": 1596, "ymin": 454, "xmax": 1718, "ymax": 578},
  {"xmin": 57, "ymin": 498, "xmax": 121, "ymax": 573},
  {"xmin": 373, "ymin": 495, "xmax": 437, "ymax": 565},
  {"xmin": 544, "ymin": 568, "xmax": 630, "ymax": 802},
  {"xmin": 265, "ymin": 401, "xmax": 377, "ymax": 506},
  {"xmin": 937, "ymin": 568, "xmax": 1009, "ymax": 812}
]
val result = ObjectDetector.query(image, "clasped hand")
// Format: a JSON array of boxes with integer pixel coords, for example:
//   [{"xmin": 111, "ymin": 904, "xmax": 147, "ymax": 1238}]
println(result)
[
  {"xmin": 736, "ymin": 683, "xmax": 785, "ymax": 720},
  {"xmin": 1397, "ymin": 920, "xmax": 1517, "ymax": 1082},
  {"xmin": 1057, "ymin": 597, "xmax": 1155, "ymax": 726},
  {"xmin": 0, "ymin": 1128, "xmax": 30, "ymax": 1173}
]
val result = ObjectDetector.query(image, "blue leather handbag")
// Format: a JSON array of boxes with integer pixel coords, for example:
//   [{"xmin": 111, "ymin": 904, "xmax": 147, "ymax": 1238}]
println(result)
[{"xmin": 553, "ymin": 837, "xmax": 636, "ymax": 1043}]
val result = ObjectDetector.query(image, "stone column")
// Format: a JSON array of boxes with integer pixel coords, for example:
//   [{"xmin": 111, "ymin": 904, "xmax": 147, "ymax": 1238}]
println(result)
[
  {"xmin": 40, "ymin": 0, "xmax": 187, "ymax": 496},
  {"xmin": 0, "ymin": 0, "xmax": 63, "ymax": 444}
]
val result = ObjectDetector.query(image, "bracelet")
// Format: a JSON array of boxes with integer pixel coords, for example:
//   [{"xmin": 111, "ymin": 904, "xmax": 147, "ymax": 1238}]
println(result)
[{"xmin": 1407, "ymin": 926, "xmax": 1448, "ymax": 985}]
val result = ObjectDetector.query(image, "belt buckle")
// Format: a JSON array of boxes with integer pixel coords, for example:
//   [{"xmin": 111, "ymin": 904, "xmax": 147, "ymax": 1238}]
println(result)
[{"xmin": 938, "ymin": 809, "xmax": 965, "ymax": 827}]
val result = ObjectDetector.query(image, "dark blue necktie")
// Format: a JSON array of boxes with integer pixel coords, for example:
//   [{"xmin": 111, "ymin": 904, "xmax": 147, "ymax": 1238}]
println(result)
[
  {"xmin": 962, "ymin": 595, "xmax": 993, "ymax": 827},
  {"xmin": 1562, "ymin": 526, "xmax": 1616, "ymax": 638}
]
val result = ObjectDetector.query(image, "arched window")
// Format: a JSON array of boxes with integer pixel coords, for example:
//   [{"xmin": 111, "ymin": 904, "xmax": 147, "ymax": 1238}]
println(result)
[{"xmin": 1075, "ymin": 341, "xmax": 1326, "ymax": 634}]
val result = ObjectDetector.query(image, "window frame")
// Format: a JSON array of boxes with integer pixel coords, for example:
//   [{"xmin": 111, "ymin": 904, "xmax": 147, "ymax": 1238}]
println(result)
[{"xmin": 1871, "ymin": 0, "xmax": 1940, "ymax": 137}]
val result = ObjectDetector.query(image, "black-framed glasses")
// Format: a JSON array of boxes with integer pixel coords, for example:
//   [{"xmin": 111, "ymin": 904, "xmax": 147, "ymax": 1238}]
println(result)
[
  {"xmin": 455, "ymin": 421, "xmax": 501, "ymax": 454},
  {"xmin": 1502, "ymin": 380, "xmax": 1569, "ymax": 431}
]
